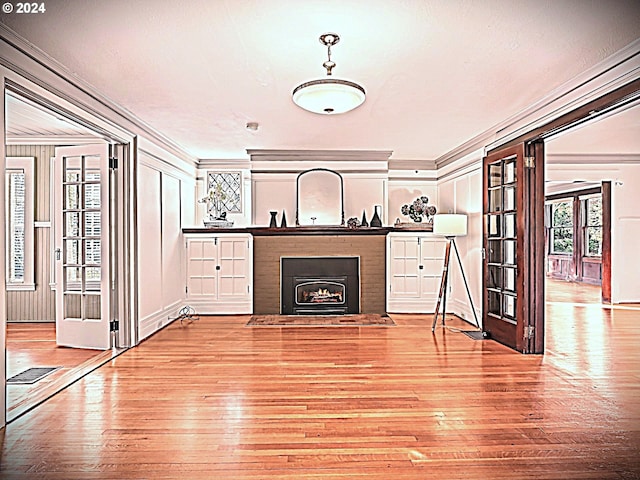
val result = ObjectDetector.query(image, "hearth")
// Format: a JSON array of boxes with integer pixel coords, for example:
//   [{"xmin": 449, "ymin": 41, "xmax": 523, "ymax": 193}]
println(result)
[{"xmin": 281, "ymin": 257, "xmax": 359, "ymax": 314}]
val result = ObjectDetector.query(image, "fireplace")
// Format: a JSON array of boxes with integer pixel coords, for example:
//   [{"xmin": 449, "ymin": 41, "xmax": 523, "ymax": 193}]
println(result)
[{"xmin": 281, "ymin": 257, "xmax": 359, "ymax": 314}]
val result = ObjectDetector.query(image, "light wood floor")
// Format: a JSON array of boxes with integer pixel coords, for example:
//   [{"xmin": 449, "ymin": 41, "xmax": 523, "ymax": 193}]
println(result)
[
  {"xmin": 5, "ymin": 323, "xmax": 122, "ymax": 422},
  {"xmin": 2, "ymin": 280, "xmax": 639, "ymax": 479}
]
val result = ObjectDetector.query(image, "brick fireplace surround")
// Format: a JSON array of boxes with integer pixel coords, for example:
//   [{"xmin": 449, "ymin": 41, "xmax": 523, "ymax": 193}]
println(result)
[{"xmin": 252, "ymin": 229, "xmax": 387, "ymax": 314}]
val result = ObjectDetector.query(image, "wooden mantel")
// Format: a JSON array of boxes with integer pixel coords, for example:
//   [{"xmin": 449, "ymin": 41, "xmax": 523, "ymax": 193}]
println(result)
[{"xmin": 182, "ymin": 226, "xmax": 393, "ymax": 236}]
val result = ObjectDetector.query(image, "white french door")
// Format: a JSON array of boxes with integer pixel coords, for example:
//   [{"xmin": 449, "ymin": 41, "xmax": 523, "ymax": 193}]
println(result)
[{"xmin": 54, "ymin": 144, "xmax": 112, "ymax": 350}]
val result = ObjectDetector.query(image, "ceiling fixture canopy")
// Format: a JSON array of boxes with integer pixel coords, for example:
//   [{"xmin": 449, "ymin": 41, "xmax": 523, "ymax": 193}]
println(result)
[{"xmin": 292, "ymin": 33, "xmax": 366, "ymax": 115}]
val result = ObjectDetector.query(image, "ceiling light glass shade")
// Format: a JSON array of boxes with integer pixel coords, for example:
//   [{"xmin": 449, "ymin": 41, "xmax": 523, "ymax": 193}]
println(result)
[
  {"xmin": 433, "ymin": 214, "xmax": 468, "ymax": 237},
  {"xmin": 292, "ymin": 79, "xmax": 366, "ymax": 115}
]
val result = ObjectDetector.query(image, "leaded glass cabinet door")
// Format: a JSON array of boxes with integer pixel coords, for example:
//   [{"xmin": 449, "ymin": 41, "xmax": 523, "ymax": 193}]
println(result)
[
  {"xmin": 54, "ymin": 144, "xmax": 112, "ymax": 350},
  {"xmin": 483, "ymin": 142, "xmax": 544, "ymax": 353}
]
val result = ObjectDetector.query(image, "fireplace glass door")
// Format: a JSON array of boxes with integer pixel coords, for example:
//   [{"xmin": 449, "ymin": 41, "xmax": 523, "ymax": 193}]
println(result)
[{"xmin": 296, "ymin": 279, "xmax": 346, "ymax": 307}]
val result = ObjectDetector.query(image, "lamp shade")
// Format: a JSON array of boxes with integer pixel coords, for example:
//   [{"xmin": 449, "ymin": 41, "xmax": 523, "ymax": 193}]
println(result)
[
  {"xmin": 292, "ymin": 79, "xmax": 366, "ymax": 114},
  {"xmin": 433, "ymin": 214, "xmax": 467, "ymax": 236}
]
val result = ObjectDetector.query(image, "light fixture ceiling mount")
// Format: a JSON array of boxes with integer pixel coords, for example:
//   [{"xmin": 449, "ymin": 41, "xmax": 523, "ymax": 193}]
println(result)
[{"xmin": 292, "ymin": 33, "xmax": 366, "ymax": 115}]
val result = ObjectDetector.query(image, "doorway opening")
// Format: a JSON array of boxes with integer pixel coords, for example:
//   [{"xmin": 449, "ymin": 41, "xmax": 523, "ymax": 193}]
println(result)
[{"xmin": 4, "ymin": 88, "xmax": 131, "ymax": 422}]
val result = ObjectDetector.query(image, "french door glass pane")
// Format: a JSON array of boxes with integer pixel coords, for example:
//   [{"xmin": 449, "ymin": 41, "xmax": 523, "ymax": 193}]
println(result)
[
  {"xmin": 85, "ymin": 212, "xmax": 101, "ymax": 236},
  {"xmin": 504, "ymin": 159, "xmax": 516, "ymax": 183},
  {"xmin": 504, "ymin": 240, "xmax": 516, "ymax": 265},
  {"xmin": 488, "ymin": 265, "xmax": 502, "ymax": 289},
  {"xmin": 504, "ymin": 186, "xmax": 516, "ymax": 211},
  {"xmin": 65, "ymin": 185, "xmax": 80, "ymax": 209},
  {"xmin": 64, "ymin": 294, "xmax": 82, "ymax": 318},
  {"xmin": 489, "ymin": 189, "xmax": 502, "ymax": 212},
  {"xmin": 84, "ymin": 294, "xmax": 101, "ymax": 318},
  {"xmin": 489, "ymin": 163, "xmax": 502, "ymax": 187},
  {"xmin": 488, "ymin": 240, "xmax": 502, "ymax": 263},
  {"xmin": 488, "ymin": 291, "xmax": 501, "ymax": 316},
  {"xmin": 65, "ymin": 212, "xmax": 80, "ymax": 237},
  {"xmin": 504, "ymin": 267, "xmax": 516, "ymax": 292},
  {"xmin": 65, "ymin": 239, "xmax": 81, "ymax": 264},
  {"xmin": 504, "ymin": 213, "xmax": 516, "ymax": 238},
  {"xmin": 488, "ymin": 215, "xmax": 501, "ymax": 237},
  {"xmin": 503, "ymin": 295, "xmax": 516, "ymax": 319}
]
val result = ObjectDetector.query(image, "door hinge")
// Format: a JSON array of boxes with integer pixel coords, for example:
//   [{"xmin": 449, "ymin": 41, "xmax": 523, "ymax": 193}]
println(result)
[
  {"xmin": 525, "ymin": 325, "xmax": 535, "ymax": 339},
  {"xmin": 109, "ymin": 157, "xmax": 118, "ymax": 169},
  {"xmin": 481, "ymin": 248, "xmax": 486, "ymax": 260},
  {"xmin": 524, "ymin": 156, "xmax": 535, "ymax": 168},
  {"xmin": 110, "ymin": 320, "xmax": 119, "ymax": 332}
]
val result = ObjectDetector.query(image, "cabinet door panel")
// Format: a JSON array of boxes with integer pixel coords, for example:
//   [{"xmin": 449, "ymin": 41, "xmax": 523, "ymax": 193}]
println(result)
[
  {"xmin": 218, "ymin": 238, "xmax": 249, "ymax": 298},
  {"xmin": 389, "ymin": 238, "xmax": 420, "ymax": 297}
]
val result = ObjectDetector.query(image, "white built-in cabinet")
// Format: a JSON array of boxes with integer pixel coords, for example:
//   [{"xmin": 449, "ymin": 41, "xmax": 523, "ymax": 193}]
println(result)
[
  {"xmin": 386, "ymin": 232, "xmax": 447, "ymax": 313},
  {"xmin": 184, "ymin": 233, "xmax": 253, "ymax": 314}
]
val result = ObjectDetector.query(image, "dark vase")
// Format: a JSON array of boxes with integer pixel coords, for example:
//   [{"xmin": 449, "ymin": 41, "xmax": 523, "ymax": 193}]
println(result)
[
  {"xmin": 361, "ymin": 209, "xmax": 369, "ymax": 227},
  {"xmin": 370, "ymin": 205, "xmax": 382, "ymax": 227},
  {"xmin": 269, "ymin": 211, "xmax": 278, "ymax": 228},
  {"xmin": 280, "ymin": 210, "xmax": 287, "ymax": 228}
]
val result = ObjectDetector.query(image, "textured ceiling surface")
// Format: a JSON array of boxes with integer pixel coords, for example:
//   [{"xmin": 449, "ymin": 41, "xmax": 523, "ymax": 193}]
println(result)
[{"xmin": 2, "ymin": 0, "xmax": 640, "ymax": 161}]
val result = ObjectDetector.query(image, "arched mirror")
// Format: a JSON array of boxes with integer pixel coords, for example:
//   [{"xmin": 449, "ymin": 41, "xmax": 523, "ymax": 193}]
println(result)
[{"xmin": 296, "ymin": 168, "xmax": 345, "ymax": 226}]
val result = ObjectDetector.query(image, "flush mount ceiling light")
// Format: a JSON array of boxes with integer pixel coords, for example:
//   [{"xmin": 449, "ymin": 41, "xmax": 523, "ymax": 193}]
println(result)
[{"xmin": 292, "ymin": 33, "xmax": 366, "ymax": 115}]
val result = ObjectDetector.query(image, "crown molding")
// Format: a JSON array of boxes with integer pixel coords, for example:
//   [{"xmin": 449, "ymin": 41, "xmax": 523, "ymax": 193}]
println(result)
[
  {"xmin": 246, "ymin": 149, "xmax": 393, "ymax": 162},
  {"xmin": 546, "ymin": 153, "xmax": 640, "ymax": 165},
  {"xmin": 5, "ymin": 135, "xmax": 99, "ymax": 145},
  {"xmin": 435, "ymin": 38, "xmax": 640, "ymax": 170},
  {"xmin": 387, "ymin": 159, "xmax": 437, "ymax": 171}
]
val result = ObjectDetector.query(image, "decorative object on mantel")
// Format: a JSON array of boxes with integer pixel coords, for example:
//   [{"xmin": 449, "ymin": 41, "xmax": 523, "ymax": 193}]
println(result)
[
  {"xmin": 203, "ymin": 211, "xmax": 234, "ymax": 228},
  {"xmin": 280, "ymin": 210, "xmax": 287, "ymax": 228},
  {"xmin": 370, "ymin": 205, "xmax": 382, "ymax": 227},
  {"xmin": 361, "ymin": 210, "xmax": 369, "ymax": 227},
  {"xmin": 292, "ymin": 33, "xmax": 366, "ymax": 115},
  {"xmin": 269, "ymin": 211, "xmax": 278, "ymax": 228},
  {"xmin": 199, "ymin": 185, "xmax": 234, "ymax": 227},
  {"xmin": 347, "ymin": 217, "xmax": 361, "ymax": 229},
  {"xmin": 401, "ymin": 196, "xmax": 437, "ymax": 223}
]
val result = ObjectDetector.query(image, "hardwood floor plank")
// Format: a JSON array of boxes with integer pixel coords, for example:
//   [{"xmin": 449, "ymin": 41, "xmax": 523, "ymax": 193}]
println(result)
[{"xmin": 1, "ymin": 279, "xmax": 639, "ymax": 478}]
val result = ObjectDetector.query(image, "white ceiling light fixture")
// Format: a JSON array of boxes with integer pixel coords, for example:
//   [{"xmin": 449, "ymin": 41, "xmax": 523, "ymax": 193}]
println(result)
[{"xmin": 292, "ymin": 33, "xmax": 366, "ymax": 115}]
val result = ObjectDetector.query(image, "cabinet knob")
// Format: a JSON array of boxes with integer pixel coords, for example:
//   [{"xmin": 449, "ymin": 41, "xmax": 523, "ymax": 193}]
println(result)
[
  {"xmin": 216, "ymin": 265, "xmax": 221, "ymax": 270},
  {"xmin": 419, "ymin": 265, "xmax": 424, "ymax": 270}
]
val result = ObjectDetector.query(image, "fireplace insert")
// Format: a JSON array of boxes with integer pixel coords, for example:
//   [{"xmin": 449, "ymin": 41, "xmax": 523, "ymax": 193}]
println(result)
[{"xmin": 281, "ymin": 257, "xmax": 359, "ymax": 314}]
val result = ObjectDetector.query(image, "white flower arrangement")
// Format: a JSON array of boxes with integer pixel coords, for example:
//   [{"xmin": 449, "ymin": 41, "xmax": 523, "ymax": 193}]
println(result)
[{"xmin": 199, "ymin": 184, "xmax": 227, "ymax": 221}]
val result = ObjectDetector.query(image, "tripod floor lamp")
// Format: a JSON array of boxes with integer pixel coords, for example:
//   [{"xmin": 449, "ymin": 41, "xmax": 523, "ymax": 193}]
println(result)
[{"xmin": 431, "ymin": 214, "xmax": 481, "ymax": 333}]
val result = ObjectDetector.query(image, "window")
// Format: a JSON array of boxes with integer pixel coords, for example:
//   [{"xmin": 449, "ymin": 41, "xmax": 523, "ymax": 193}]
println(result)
[
  {"xmin": 583, "ymin": 196, "xmax": 602, "ymax": 257},
  {"xmin": 549, "ymin": 200, "xmax": 573, "ymax": 254},
  {"xmin": 206, "ymin": 171, "xmax": 242, "ymax": 213},
  {"xmin": 5, "ymin": 157, "xmax": 35, "ymax": 290}
]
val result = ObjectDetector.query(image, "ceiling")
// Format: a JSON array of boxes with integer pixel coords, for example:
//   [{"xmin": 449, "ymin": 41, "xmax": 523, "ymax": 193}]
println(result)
[{"xmin": 2, "ymin": 0, "xmax": 640, "ymax": 161}]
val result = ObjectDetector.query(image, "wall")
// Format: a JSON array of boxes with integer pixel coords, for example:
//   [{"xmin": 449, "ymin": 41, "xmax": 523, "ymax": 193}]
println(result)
[
  {"xmin": 248, "ymin": 151, "xmax": 391, "ymax": 227},
  {"xmin": 252, "ymin": 172, "xmax": 388, "ymax": 227},
  {"xmin": 137, "ymin": 151, "xmax": 196, "ymax": 340},
  {"xmin": 436, "ymin": 151, "xmax": 484, "ymax": 326},
  {"xmin": 5, "ymin": 144, "xmax": 55, "ymax": 321}
]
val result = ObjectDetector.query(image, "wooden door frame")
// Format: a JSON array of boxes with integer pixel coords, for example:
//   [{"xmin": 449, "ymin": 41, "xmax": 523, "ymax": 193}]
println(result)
[{"xmin": 487, "ymin": 79, "xmax": 639, "ymax": 353}]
